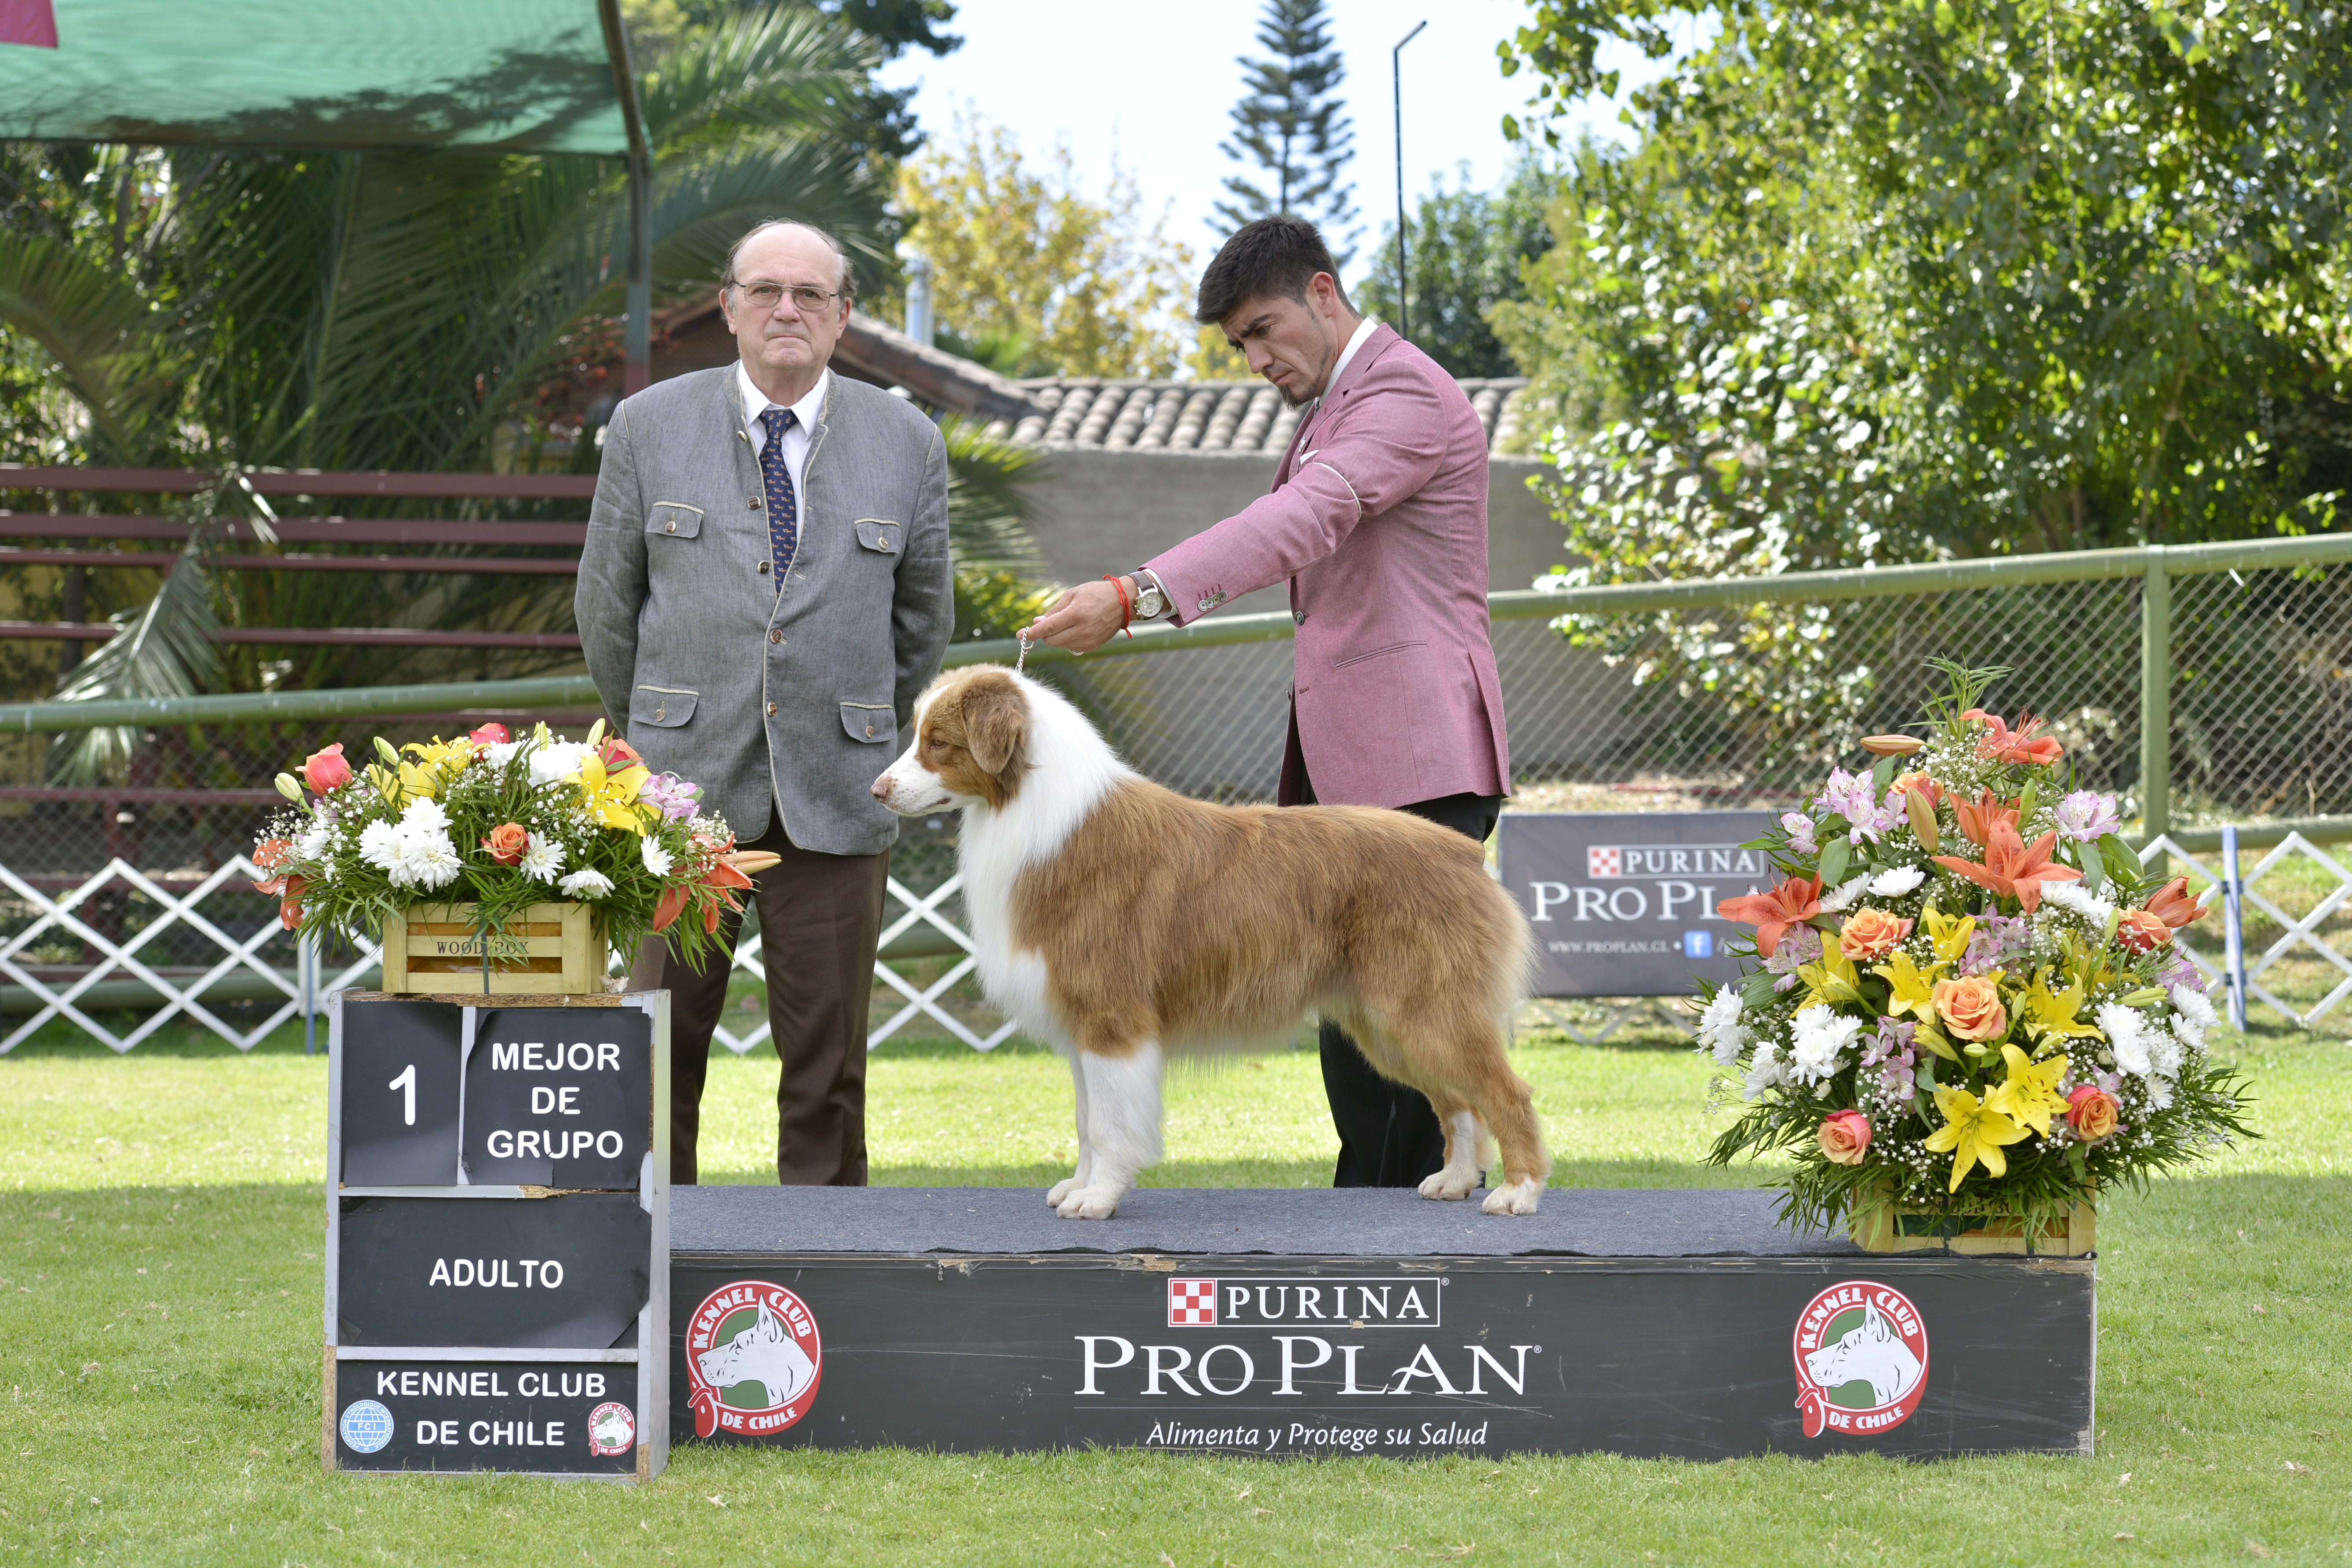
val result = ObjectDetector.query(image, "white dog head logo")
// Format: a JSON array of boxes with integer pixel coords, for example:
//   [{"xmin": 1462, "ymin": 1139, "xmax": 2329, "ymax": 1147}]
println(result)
[
  {"xmin": 684, "ymin": 1282, "xmax": 825, "ymax": 1438},
  {"xmin": 1792, "ymin": 1281, "xmax": 1930, "ymax": 1439}
]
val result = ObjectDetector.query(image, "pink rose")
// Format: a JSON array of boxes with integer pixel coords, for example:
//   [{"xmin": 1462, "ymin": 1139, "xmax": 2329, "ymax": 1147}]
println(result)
[
  {"xmin": 301, "ymin": 744, "xmax": 352, "ymax": 793},
  {"xmin": 469, "ymin": 722, "xmax": 510, "ymax": 746},
  {"xmin": 1818, "ymin": 1110, "xmax": 1872, "ymax": 1166},
  {"xmin": 2065, "ymin": 1084, "xmax": 2119, "ymax": 1143}
]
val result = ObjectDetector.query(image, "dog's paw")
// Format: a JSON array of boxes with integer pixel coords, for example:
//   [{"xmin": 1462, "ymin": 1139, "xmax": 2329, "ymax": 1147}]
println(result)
[
  {"xmin": 1054, "ymin": 1186, "xmax": 1123, "ymax": 1220},
  {"xmin": 1047, "ymin": 1176, "xmax": 1080, "ymax": 1207},
  {"xmin": 1418, "ymin": 1168, "xmax": 1477, "ymax": 1201},
  {"xmin": 1480, "ymin": 1179, "xmax": 1543, "ymax": 1216}
]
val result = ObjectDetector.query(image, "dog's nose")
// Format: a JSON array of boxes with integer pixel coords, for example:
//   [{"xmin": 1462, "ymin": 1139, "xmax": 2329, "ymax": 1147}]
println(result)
[{"xmin": 870, "ymin": 773, "xmax": 892, "ymax": 800}]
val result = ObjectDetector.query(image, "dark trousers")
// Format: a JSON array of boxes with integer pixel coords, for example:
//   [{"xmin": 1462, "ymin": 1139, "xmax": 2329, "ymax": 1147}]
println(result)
[
  {"xmin": 632, "ymin": 815, "xmax": 888, "ymax": 1187},
  {"xmin": 1295, "ymin": 765, "xmax": 1504, "ymax": 1188}
]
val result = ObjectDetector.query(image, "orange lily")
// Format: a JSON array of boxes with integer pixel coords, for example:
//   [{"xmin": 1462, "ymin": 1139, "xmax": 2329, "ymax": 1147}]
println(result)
[
  {"xmin": 1932, "ymin": 820, "xmax": 2083, "ymax": 913},
  {"xmin": 1950, "ymin": 789, "xmax": 2021, "ymax": 851},
  {"xmin": 1715, "ymin": 874, "xmax": 1823, "ymax": 958},
  {"xmin": 2143, "ymin": 876, "xmax": 2205, "ymax": 930},
  {"xmin": 1893, "ymin": 771, "xmax": 1942, "ymax": 806},
  {"xmin": 1964, "ymin": 707, "xmax": 2064, "ymax": 766}
]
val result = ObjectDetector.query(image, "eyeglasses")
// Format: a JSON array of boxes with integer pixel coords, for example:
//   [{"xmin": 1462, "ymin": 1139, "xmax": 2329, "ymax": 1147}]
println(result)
[{"xmin": 734, "ymin": 281, "xmax": 843, "ymax": 313}]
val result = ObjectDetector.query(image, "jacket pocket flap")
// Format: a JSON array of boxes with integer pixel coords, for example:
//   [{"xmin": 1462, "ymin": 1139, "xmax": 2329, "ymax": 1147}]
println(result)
[
  {"xmin": 852, "ymin": 518, "xmax": 902, "ymax": 553},
  {"xmin": 635, "ymin": 685, "xmax": 697, "ymax": 727},
  {"xmin": 840, "ymin": 702, "xmax": 894, "ymax": 743},
  {"xmin": 1332, "ymin": 640, "xmax": 1425, "ymax": 670},
  {"xmin": 647, "ymin": 502, "xmax": 703, "ymax": 538}
]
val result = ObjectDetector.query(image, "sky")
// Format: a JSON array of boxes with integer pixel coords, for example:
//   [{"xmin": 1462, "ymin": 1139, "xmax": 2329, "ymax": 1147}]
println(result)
[{"xmin": 878, "ymin": 1, "xmax": 1699, "ymax": 277}]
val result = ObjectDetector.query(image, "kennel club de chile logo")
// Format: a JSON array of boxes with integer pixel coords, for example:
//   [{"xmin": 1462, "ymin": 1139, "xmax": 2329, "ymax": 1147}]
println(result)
[
  {"xmin": 685, "ymin": 1281, "xmax": 824, "ymax": 1439},
  {"xmin": 1792, "ymin": 1281, "xmax": 1930, "ymax": 1438}
]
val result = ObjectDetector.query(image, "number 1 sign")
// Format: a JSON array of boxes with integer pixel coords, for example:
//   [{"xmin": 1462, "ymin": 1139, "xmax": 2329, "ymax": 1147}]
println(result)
[{"xmin": 338, "ymin": 1000, "xmax": 464, "ymax": 1185}]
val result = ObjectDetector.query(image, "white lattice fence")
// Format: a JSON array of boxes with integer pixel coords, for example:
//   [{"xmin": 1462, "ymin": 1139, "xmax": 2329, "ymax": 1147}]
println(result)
[{"xmin": 2142, "ymin": 833, "xmax": 2352, "ymax": 1028}]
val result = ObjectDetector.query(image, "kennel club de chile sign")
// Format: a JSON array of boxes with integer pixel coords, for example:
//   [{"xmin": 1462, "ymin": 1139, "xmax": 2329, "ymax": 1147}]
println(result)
[
  {"xmin": 668, "ymin": 1250, "xmax": 2088, "ymax": 1458},
  {"xmin": 1496, "ymin": 811, "xmax": 1777, "ymax": 997}
]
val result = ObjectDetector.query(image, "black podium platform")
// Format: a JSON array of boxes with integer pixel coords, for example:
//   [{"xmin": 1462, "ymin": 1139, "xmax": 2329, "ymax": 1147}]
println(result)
[{"xmin": 669, "ymin": 1187, "xmax": 2095, "ymax": 1460}]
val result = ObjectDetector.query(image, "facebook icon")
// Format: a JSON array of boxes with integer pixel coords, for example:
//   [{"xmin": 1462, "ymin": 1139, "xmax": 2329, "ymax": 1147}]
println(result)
[{"xmin": 1682, "ymin": 930, "xmax": 1714, "ymax": 959}]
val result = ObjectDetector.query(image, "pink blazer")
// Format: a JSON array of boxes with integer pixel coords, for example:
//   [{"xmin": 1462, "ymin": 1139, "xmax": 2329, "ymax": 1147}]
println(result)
[{"xmin": 1146, "ymin": 326, "xmax": 1509, "ymax": 808}]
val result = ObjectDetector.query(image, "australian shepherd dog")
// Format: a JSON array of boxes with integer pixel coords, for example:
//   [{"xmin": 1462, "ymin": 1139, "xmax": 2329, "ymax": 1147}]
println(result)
[{"xmin": 871, "ymin": 666, "xmax": 1548, "ymax": 1220}]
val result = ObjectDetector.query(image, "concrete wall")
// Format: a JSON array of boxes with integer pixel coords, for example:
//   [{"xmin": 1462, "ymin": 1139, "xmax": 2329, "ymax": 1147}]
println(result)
[{"xmin": 1010, "ymin": 449, "xmax": 1639, "ymax": 794}]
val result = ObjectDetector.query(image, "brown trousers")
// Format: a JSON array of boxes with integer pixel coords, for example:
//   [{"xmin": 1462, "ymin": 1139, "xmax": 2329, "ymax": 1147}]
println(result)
[{"xmin": 633, "ymin": 815, "xmax": 888, "ymax": 1186}]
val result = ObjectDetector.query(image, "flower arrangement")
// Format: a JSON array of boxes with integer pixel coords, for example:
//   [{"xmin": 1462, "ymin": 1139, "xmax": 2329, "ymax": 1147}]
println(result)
[
  {"xmin": 1696, "ymin": 662, "xmax": 2254, "ymax": 1240},
  {"xmin": 250, "ymin": 721, "xmax": 774, "ymax": 971}
]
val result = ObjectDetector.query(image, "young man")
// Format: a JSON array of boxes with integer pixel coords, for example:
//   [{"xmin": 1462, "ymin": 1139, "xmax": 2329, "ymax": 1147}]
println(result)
[
  {"xmin": 578, "ymin": 218, "xmax": 953, "ymax": 1186},
  {"xmin": 1024, "ymin": 216, "xmax": 1510, "ymax": 1189}
]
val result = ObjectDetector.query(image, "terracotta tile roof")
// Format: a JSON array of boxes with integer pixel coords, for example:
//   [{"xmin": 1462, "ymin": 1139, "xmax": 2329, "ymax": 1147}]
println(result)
[{"xmin": 982, "ymin": 377, "xmax": 1537, "ymax": 455}]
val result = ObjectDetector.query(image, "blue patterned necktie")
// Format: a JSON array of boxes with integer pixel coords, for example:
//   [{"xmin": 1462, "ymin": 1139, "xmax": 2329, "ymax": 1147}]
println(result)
[{"xmin": 758, "ymin": 405, "xmax": 799, "ymax": 586}]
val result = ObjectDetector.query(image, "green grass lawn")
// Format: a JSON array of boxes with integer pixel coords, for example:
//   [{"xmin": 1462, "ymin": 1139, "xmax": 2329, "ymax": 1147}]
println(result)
[{"xmin": 2, "ymin": 1002, "xmax": 2348, "ymax": 1565}]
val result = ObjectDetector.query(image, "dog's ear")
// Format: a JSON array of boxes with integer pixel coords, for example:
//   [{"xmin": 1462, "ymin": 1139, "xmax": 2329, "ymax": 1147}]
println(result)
[{"xmin": 961, "ymin": 677, "xmax": 1029, "ymax": 776}]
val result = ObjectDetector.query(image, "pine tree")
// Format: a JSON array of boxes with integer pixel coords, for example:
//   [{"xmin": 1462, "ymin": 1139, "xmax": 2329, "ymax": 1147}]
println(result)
[{"xmin": 1214, "ymin": 0, "xmax": 1356, "ymax": 258}]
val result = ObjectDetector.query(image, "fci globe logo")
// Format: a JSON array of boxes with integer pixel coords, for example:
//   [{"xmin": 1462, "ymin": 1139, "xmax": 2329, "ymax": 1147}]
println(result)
[
  {"xmin": 1791, "ymin": 1281, "xmax": 1930, "ymax": 1438},
  {"xmin": 684, "ymin": 1280, "xmax": 824, "ymax": 1440}
]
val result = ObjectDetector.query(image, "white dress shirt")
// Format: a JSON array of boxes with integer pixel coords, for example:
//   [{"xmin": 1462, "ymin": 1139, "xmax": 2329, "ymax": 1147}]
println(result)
[
  {"xmin": 1312, "ymin": 317, "xmax": 1381, "ymax": 414},
  {"xmin": 737, "ymin": 361, "xmax": 830, "ymax": 503}
]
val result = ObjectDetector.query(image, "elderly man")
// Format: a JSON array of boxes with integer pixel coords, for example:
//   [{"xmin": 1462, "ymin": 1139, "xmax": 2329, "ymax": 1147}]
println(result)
[
  {"xmin": 578, "ymin": 219, "xmax": 952, "ymax": 1187},
  {"xmin": 1025, "ymin": 216, "xmax": 1510, "ymax": 1191}
]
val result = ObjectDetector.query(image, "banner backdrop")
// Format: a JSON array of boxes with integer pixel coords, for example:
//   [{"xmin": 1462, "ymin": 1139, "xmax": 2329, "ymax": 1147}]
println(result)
[{"xmin": 1496, "ymin": 811, "xmax": 1777, "ymax": 997}]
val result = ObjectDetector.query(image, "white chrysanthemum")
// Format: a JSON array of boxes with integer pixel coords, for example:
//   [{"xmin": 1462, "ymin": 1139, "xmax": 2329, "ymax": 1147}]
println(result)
[
  {"xmin": 295, "ymin": 820, "xmax": 333, "ymax": 862},
  {"xmin": 529, "ymin": 742, "xmax": 598, "ymax": 788},
  {"xmin": 1788, "ymin": 1003, "xmax": 1864, "ymax": 1082},
  {"xmin": 2098, "ymin": 1001, "xmax": 2152, "ymax": 1077},
  {"xmin": 2169, "ymin": 984, "xmax": 2218, "ymax": 1049},
  {"xmin": 2041, "ymin": 882, "xmax": 2116, "ymax": 925},
  {"xmin": 358, "ymin": 819, "xmax": 402, "ymax": 869},
  {"xmin": 1742, "ymin": 1041, "xmax": 1787, "ymax": 1101},
  {"xmin": 1867, "ymin": 865, "xmax": 1926, "ymax": 897},
  {"xmin": 559, "ymin": 867, "xmax": 616, "ymax": 900},
  {"xmin": 519, "ymin": 832, "xmax": 567, "ymax": 884},
  {"xmin": 385, "ymin": 827, "xmax": 461, "ymax": 891},
  {"xmin": 1698, "ymin": 989, "xmax": 1749, "ymax": 1064},
  {"xmin": 640, "ymin": 836, "xmax": 675, "ymax": 878},
  {"xmin": 400, "ymin": 796, "xmax": 452, "ymax": 835},
  {"xmin": 482, "ymin": 741, "xmax": 523, "ymax": 769},
  {"xmin": 1818, "ymin": 874, "xmax": 1872, "ymax": 913},
  {"xmin": 2149, "ymin": 1021, "xmax": 2186, "ymax": 1079}
]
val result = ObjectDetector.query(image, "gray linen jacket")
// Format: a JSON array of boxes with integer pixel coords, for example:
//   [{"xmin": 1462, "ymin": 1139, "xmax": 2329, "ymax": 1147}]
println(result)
[{"xmin": 576, "ymin": 365, "xmax": 952, "ymax": 857}]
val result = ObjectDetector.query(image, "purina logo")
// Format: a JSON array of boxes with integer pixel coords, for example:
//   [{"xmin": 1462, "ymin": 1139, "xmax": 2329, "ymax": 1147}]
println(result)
[
  {"xmin": 1792, "ymin": 1281, "xmax": 1930, "ymax": 1438},
  {"xmin": 1585, "ymin": 844, "xmax": 1766, "ymax": 880},
  {"xmin": 684, "ymin": 1281, "xmax": 824, "ymax": 1440},
  {"xmin": 1165, "ymin": 1276, "xmax": 1440, "ymax": 1329}
]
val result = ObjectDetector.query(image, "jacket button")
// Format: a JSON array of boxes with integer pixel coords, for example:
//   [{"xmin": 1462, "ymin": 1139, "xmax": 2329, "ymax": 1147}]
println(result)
[
  {"xmin": 769, "ymin": 630, "xmax": 782, "ymax": 644},
  {"xmin": 665, "ymin": 520, "xmax": 676, "ymax": 533},
  {"xmin": 653, "ymin": 707, "xmax": 665, "ymax": 722},
  {"xmin": 767, "ymin": 702, "xmax": 777, "ymax": 716},
  {"xmin": 749, "ymin": 496, "xmax": 763, "ymax": 509},
  {"xmin": 757, "ymin": 560, "xmax": 770, "ymax": 575},
  {"xmin": 865, "ymin": 724, "xmax": 875, "ymax": 738},
  {"xmin": 1293, "ymin": 610, "xmax": 1307, "ymax": 624}
]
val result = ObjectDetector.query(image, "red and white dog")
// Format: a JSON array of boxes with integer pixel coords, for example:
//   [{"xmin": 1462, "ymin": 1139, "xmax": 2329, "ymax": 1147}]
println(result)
[{"xmin": 870, "ymin": 666, "xmax": 1548, "ymax": 1220}]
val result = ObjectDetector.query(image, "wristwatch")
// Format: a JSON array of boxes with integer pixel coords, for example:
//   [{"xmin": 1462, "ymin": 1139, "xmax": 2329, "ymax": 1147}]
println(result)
[{"xmin": 1130, "ymin": 569, "xmax": 1168, "ymax": 620}]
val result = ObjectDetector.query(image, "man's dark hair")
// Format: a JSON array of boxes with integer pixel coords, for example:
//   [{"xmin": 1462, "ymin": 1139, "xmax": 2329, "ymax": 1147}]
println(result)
[{"xmin": 1195, "ymin": 215, "xmax": 1352, "ymax": 325}]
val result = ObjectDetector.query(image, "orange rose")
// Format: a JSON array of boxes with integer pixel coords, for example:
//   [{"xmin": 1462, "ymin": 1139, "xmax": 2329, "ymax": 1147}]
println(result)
[
  {"xmin": 1931, "ymin": 974, "xmax": 2008, "ymax": 1041},
  {"xmin": 1838, "ymin": 907, "xmax": 1915, "ymax": 961},
  {"xmin": 1818, "ymin": 1110, "xmax": 1872, "ymax": 1165},
  {"xmin": 1893, "ymin": 772, "xmax": 1942, "ymax": 806},
  {"xmin": 2116, "ymin": 908, "xmax": 2171, "ymax": 953},
  {"xmin": 2065, "ymin": 1084, "xmax": 2119, "ymax": 1144},
  {"xmin": 481, "ymin": 822, "xmax": 531, "ymax": 866}
]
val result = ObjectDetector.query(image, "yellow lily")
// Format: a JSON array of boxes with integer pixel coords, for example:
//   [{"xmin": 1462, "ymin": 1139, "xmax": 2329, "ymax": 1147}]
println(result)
[
  {"xmin": 1797, "ymin": 945, "xmax": 1865, "ymax": 1007},
  {"xmin": 1984, "ymin": 1044, "xmax": 2072, "ymax": 1138},
  {"xmin": 1872, "ymin": 950, "xmax": 1948, "ymax": 1025},
  {"xmin": 576, "ymin": 753, "xmax": 652, "ymax": 833},
  {"xmin": 2017, "ymin": 971, "xmax": 2103, "ymax": 1046},
  {"xmin": 396, "ymin": 737, "xmax": 474, "ymax": 801},
  {"xmin": 1923, "ymin": 907, "xmax": 1977, "ymax": 966},
  {"xmin": 1922, "ymin": 1086, "xmax": 2031, "ymax": 1192}
]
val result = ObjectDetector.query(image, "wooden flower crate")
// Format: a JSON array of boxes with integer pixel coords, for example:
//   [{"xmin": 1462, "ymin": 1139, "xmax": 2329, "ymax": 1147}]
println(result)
[
  {"xmin": 1849, "ymin": 1192, "xmax": 2097, "ymax": 1257},
  {"xmin": 378, "ymin": 902, "xmax": 601, "ymax": 995}
]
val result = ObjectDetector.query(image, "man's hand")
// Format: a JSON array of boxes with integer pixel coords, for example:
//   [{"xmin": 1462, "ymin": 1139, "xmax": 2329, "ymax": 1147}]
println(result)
[{"xmin": 1022, "ymin": 578, "xmax": 1133, "ymax": 654}]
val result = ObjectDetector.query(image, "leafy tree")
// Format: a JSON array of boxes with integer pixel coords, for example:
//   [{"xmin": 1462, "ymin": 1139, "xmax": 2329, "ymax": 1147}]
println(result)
[
  {"xmin": 891, "ymin": 114, "xmax": 1193, "ymax": 379},
  {"xmin": 1356, "ymin": 157, "xmax": 1558, "ymax": 378},
  {"xmin": 1214, "ymin": 0, "xmax": 1356, "ymax": 256}
]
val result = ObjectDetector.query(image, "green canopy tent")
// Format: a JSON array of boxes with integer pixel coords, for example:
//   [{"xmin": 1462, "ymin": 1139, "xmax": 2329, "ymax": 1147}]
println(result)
[{"xmin": 0, "ymin": 0, "xmax": 654, "ymax": 388}]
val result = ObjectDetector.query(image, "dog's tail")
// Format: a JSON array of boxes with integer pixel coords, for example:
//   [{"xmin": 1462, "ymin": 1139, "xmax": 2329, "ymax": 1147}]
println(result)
[{"xmin": 1483, "ymin": 873, "xmax": 1539, "ymax": 1037}]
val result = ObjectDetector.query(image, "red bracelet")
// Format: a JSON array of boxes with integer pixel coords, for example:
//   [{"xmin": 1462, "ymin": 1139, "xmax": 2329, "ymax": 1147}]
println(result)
[{"xmin": 1101, "ymin": 574, "xmax": 1134, "ymax": 638}]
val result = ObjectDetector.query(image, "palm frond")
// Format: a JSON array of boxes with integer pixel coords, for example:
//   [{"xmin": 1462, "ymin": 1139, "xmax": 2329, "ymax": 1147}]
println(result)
[
  {"xmin": 640, "ymin": 7, "xmax": 877, "ymax": 149},
  {"xmin": 942, "ymin": 418, "xmax": 1047, "ymax": 578},
  {"xmin": 48, "ymin": 541, "xmax": 222, "ymax": 783},
  {"xmin": 0, "ymin": 226, "xmax": 175, "ymax": 458}
]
